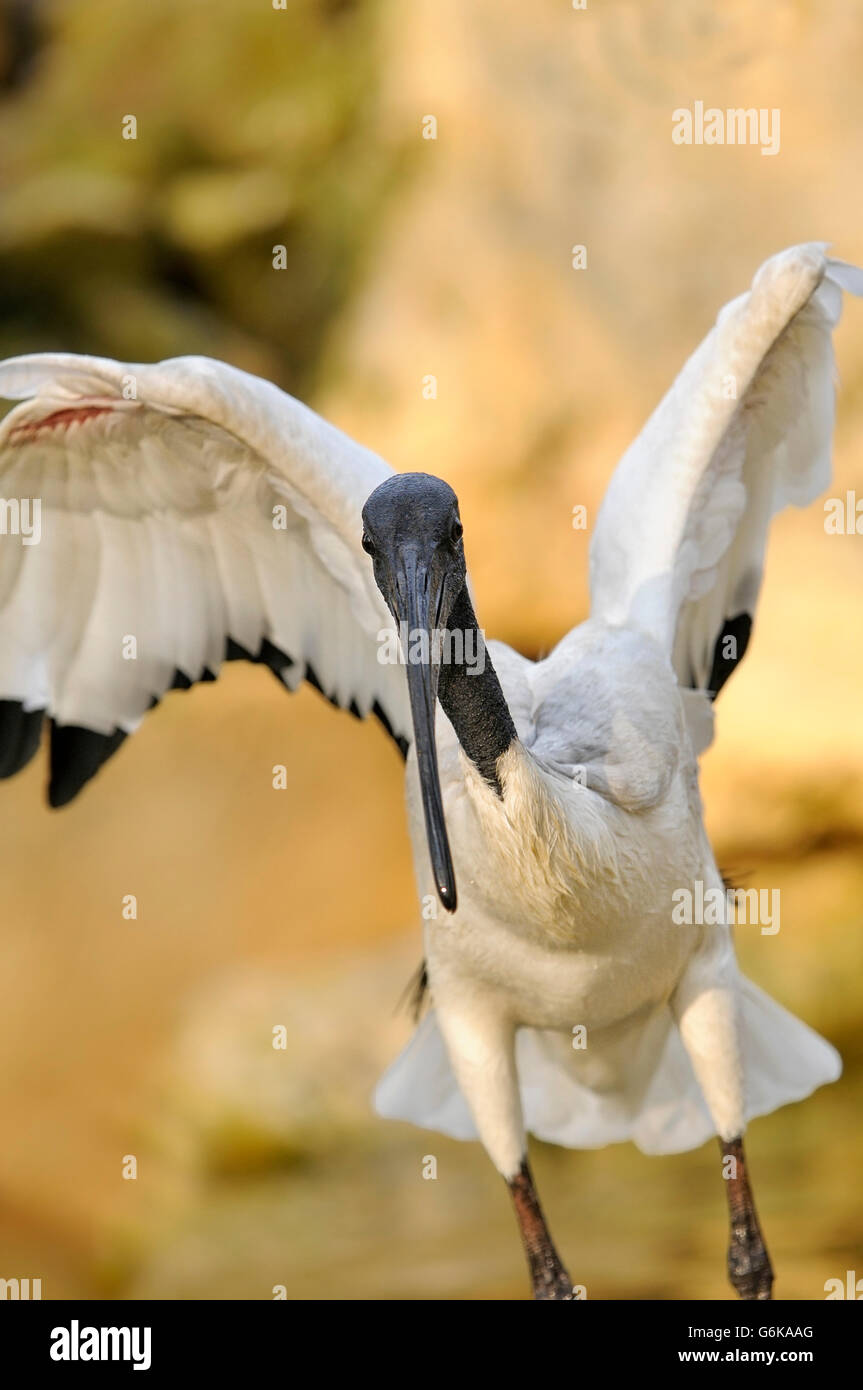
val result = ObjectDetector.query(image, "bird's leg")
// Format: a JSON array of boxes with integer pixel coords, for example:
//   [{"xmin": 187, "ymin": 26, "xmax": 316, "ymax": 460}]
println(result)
[
  {"xmin": 507, "ymin": 1160, "xmax": 575, "ymax": 1301},
  {"xmin": 719, "ymin": 1136, "xmax": 773, "ymax": 1300},
  {"xmin": 432, "ymin": 1003, "xmax": 573, "ymax": 1301},
  {"xmin": 672, "ymin": 937, "xmax": 774, "ymax": 1301}
]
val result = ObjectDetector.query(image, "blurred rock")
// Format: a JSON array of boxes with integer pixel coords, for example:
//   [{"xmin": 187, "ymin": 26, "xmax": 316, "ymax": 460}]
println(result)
[{"xmin": 165, "ymin": 939, "xmax": 421, "ymax": 1174}]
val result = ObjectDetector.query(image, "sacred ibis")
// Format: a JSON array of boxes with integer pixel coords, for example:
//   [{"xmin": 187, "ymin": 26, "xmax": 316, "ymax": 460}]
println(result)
[{"xmin": 0, "ymin": 243, "xmax": 858, "ymax": 1299}]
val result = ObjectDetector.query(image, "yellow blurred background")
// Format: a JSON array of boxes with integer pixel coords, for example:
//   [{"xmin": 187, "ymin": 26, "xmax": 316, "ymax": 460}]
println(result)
[{"xmin": 0, "ymin": 0, "xmax": 862, "ymax": 1299}]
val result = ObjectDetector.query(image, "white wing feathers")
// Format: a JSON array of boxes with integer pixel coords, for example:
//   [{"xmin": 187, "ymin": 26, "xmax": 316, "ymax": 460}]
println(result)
[
  {"xmin": 589, "ymin": 244, "xmax": 863, "ymax": 706},
  {"xmin": 0, "ymin": 353, "xmax": 409, "ymax": 804},
  {"xmin": 2, "ymin": 246, "xmax": 858, "ymax": 801}
]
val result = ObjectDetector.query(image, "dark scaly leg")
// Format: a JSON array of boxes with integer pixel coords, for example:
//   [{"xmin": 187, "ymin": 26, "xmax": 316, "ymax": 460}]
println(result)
[
  {"xmin": 720, "ymin": 1136, "xmax": 774, "ymax": 1300},
  {"xmin": 507, "ymin": 1159, "xmax": 575, "ymax": 1301}
]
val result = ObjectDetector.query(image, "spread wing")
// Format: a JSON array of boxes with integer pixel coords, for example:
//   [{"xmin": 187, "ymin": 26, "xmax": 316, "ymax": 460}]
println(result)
[
  {"xmin": 589, "ymin": 242, "xmax": 863, "ymax": 749},
  {"xmin": 0, "ymin": 352, "xmax": 409, "ymax": 804}
]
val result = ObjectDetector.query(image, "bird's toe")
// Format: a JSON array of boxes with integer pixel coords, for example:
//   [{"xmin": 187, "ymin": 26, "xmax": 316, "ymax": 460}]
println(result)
[{"xmin": 728, "ymin": 1233, "xmax": 774, "ymax": 1301}]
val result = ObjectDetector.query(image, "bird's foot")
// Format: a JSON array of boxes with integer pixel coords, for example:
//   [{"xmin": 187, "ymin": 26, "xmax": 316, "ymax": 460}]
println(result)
[
  {"xmin": 728, "ymin": 1225, "xmax": 774, "ymax": 1300},
  {"xmin": 533, "ymin": 1280, "xmax": 577, "ymax": 1301},
  {"xmin": 530, "ymin": 1254, "xmax": 577, "ymax": 1301},
  {"xmin": 509, "ymin": 1160, "xmax": 577, "ymax": 1301}
]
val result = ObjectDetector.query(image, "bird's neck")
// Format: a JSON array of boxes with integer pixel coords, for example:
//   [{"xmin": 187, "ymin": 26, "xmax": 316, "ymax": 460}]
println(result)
[{"xmin": 437, "ymin": 585, "xmax": 517, "ymax": 795}]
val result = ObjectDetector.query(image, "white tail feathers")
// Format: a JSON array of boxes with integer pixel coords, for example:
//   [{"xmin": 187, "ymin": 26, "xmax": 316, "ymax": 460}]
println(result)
[{"xmin": 374, "ymin": 977, "xmax": 840, "ymax": 1156}]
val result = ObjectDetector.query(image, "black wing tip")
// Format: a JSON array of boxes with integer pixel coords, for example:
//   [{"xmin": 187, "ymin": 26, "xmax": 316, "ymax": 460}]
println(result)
[
  {"xmin": 47, "ymin": 781, "xmax": 76, "ymax": 809},
  {"xmin": 371, "ymin": 699, "xmax": 409, "ymax": 760},
  {"xmin": 48, "ymin": 721, "xmax": 128, "ymax": 807},
  {"xmin": 707, "ymin": 613, "xmax": 753, "ymax": 701},
  {"xmin": 304, "ymin": 664, "xmax": 409, "ymax": 758},
  {"xmin": 0, "ymin": 700, "xmax": 45, "ymax": 781},
  {"xmin": 1, "ymin": 634, "xmax": 409, "ymax": 806}
]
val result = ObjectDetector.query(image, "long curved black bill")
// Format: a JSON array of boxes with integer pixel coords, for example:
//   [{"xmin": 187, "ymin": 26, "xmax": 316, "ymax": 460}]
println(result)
[{"xmin": 397, "ymin": 558, "xmax": 457, "ymax": 913}]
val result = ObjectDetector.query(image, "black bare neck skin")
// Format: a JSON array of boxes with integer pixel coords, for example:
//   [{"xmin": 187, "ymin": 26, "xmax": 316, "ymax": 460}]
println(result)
[{"xmin": 436, "ymin": 584, "xmax": 517, "ymax": 794}]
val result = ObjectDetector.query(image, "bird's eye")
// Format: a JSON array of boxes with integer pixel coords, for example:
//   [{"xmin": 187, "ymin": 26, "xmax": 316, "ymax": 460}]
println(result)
[
  {"xmin": 450, "ymin": 518, "xmax": 463, "ymax": 544},
  {"xmin": 361, "ymin": 532, "xmax": 376, "ymax": 556}
]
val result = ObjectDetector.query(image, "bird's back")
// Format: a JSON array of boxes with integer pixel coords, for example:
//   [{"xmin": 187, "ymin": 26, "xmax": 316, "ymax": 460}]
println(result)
[{"xmin": 499, "ymin": 621, "xmax": 690, "ymax": 815}]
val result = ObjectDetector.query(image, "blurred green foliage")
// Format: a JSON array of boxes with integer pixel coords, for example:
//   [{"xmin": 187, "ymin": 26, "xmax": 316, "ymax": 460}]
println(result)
[{"xmin": 0, "ymin": 0, "xmax": 404, "ymax": 388}]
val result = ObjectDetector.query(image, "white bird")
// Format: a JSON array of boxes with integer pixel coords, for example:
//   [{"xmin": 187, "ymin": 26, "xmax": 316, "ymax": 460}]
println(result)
[{"xmin": 0, "ymin": 242, "xmax": 857, "ymax": 1300}]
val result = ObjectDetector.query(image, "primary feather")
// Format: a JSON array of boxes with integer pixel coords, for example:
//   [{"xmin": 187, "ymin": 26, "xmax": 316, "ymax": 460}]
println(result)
[
  {"xmin": 589, "ymin": 244, "xmax": 863, "ymax": 730},
  {"xmin": 0, "ymin": 353, "xmax": 410, "ymax": 802}
]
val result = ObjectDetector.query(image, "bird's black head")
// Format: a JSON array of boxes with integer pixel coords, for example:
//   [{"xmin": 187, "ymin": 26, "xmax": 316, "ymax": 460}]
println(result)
[
  {"xmin": 362, "ymin": 472, "xmax": 466, "ymax": 618},
  {"xmin": 362, "ymin": 473, "xmax": 467, "ymax": 913}
]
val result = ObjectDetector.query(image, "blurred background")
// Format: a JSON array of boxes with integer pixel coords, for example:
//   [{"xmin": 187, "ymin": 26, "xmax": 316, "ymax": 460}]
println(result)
[{"xmin": 0, "ymin": 0, "xmax": 862, "ymax": 1300}]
